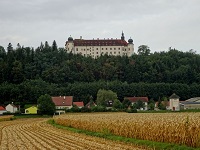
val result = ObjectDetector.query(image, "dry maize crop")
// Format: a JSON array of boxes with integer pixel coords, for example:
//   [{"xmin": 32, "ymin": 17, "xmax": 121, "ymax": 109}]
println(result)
[
  {"xmin": 54, "ymin": 112, "xmax": 200, "ymax": 148},
  {"xmin": 0, "ymin": 118, "xmax": 146, "ymax": 150}
]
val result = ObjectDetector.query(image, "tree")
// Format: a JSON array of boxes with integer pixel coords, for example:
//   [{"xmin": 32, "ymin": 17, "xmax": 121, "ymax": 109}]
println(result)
[
  {"xmin": 37, "ymin": 94, "xmax": 55, "ymax": 115},
  {"xmin": 122, "ymin": 98, "xmax": 131, "ymax": 109},
  {"xmin": 138, "ymin": 45, "xmax": 150, "ymax": 55},
  {"xmin": 52, "ymin": 40, "xmax": 58, "ymax": 51},
  {"xmin": 96, "ymin": 89, "xmax": 118, "ymax": 106},
  {"xmin": 148, "ymin": 98, "xmax": 155, "ymax": 110},
  {"xmin": 112, "ymin": 99, "xmax": 122, "ymax": 109},
  {"xmin": 135, "ymin": 100, "xmax": 145, "ymax": 109}
]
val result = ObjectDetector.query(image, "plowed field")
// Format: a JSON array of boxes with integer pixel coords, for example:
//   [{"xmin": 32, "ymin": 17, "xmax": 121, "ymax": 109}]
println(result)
[{"xmin": 0, "ymin": 118, "xmax": 146, "ymax": 150}]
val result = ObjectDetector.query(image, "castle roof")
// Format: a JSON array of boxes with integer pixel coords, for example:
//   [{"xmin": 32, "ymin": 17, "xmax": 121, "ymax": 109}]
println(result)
[{"xmin": 73, "ymin": 39, "xmax": 128, "ymax": 46}]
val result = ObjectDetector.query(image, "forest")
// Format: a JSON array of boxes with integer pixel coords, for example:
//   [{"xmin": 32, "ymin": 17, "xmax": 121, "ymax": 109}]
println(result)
[{"xmin": 0, "ymin": 41, "xmax": 200, "ymax": 105}]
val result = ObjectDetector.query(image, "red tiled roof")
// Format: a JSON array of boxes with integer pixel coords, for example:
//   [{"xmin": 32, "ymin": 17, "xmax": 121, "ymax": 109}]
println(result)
[
  {"xmin": 0, "ymin": 106, "xmax": 6, "ymax": 111},
  {"xmin": 73, "ymin": 39, "xmax": 128, "ymax": 46},
  {"xmin": 73, "ymin": 101, "xmax": 84, "ymax": 107},
  {"xmin": 52, "ymin": 96, "xmax": 73, "ymax": 106},
  {"xmin": 125, "ymin": 97, "xmax": 149, "ymax": 102}
]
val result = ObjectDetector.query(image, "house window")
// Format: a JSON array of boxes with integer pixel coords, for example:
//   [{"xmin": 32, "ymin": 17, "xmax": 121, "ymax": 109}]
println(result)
[
  {"xmin": 118, "ymin": 48, "xmax": 120, "ymax": 50},
  {"xmin": 102, "ymin": 48, "xmax": 104, "ymax": 50},
  {"xmin": 96, "ymin": 48, "xmax": 98, "ymax": 50},
  {"xmin": 114, "ymin": 48, "xmax": 116, "ymax": 50},
  {"xmin": 96, "ymin": 52, "xmax": 98, "ymax": 54},
  {"xmin": 110, "ymin": 48, "xmax": 112, "ymax": 50},
  {"xmin": 106, "ymin": 48, "xmax": 107, "ymax": 50},
  {"xmin": 76, "ymin": 48, "xmax": 78, "ymax": 51}
]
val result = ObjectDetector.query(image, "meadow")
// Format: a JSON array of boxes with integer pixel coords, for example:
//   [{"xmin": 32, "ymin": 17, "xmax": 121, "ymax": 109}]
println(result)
[{"xmin": 54, "ymin": 112, "xmax": 200, "ymax": 148}]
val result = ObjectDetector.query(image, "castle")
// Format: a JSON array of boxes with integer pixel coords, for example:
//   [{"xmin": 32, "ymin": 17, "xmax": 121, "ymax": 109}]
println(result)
[{"xmin": 65, "ymin": 32, "xmax": 134, "ymax": 58}]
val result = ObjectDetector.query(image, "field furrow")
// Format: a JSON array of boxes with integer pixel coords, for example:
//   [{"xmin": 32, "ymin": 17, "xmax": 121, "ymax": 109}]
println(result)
[{"xmin": 0, "ymin": 118, "xmax": 145, "ymax": 150}]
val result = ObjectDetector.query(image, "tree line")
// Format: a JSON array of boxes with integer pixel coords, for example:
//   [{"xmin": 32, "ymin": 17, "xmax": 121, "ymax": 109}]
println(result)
[{"xmin": 0, "ymin": 41, "xmax": 200, "ymax": 105}]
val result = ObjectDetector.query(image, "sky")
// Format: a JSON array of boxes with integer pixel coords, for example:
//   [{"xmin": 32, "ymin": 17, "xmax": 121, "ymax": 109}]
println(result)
[{"xmin": 0, "ymin": 0, "xmax": 200, "ymax": 53}]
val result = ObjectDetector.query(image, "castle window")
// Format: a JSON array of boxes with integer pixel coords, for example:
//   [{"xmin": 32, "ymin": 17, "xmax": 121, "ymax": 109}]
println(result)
[
  {"xmin": 76, "ymin": 48, "xmax": 78, "ymax": 51},
  {"xmin": 106, "ymin": 48, "xmax": 107, "ymax": 50},
  {"xmin": 96, "ymin": 52, "xmax": 98, "ymax": 54},
  {"xmin": 114, "ymin": 52, "xmax": 116, "ymax": 54},
  {"xmin": 114, "ymin": 48, "xmax": 116, "ymax": 50},
  {"xmin": 118, "ymin": 48, "xmax": 120, "ymax": 50},
  {"xmin": 102, "ymin": 48, "xmax": 104, "ymax": 50},
  {"xmin": 110, "ymin": 48, "xmax": 112, "ymax": 50},
  {"xmin": 96, "ymin": 48, "xmax": 98, "ymax": 50}
]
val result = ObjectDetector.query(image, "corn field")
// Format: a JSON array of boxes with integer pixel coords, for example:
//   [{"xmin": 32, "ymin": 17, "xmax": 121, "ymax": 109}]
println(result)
[
  {"xmin": 0, "ymin": 118, "xmax": 145, "ymax": 150},
  {"xmin": 54, "ymin": 112, "xmax": 200, "ymax": 148}
]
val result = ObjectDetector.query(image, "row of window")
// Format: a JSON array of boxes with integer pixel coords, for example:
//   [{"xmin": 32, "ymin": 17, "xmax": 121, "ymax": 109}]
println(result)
[{"xmin": 76, "ymin": 48, "xmax": 130, "ymax": 51}]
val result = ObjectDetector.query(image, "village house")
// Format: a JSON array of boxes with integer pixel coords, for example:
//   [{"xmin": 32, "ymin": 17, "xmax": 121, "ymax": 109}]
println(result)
[
  {"xmin": 73, "ymin": 101, "xmax": 84, "ymax": 108},
  {"xmin": 5, "ymin": 104, "xmax": 18, "ymax": 113},
  {"xmin": 85, "ymin": 100, "xmax": 97, "ymax": 108},
  {"xmin": 125, "ymin": 97, "xmax": 149, "ymax": 110},
  {"xmin": 52, "ymin": 96, "xmax": 73, "ymax": 114},
  {"xmin": 0, "ymin": 106, "xmax": 7, "ymax": 115}
]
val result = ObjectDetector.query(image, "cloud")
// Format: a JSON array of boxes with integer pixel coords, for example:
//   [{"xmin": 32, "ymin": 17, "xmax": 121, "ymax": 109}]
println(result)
[{"xmin": 0, "ymin": 0, "xmax": 199, "ymax": 53}]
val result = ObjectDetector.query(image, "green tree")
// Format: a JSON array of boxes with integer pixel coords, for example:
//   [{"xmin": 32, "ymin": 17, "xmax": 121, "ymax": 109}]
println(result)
[
  {"xmin": 112, "ymin": 99, "xmax": 122, "ymax": 109},
  {"xmin": 122, "ymin": 98, "xmax": 131, "ymax": 109},
  {"xmin": 37, "ymin": 94, "xmax": 55, "ymax": 115},
  {"xmin": 96, "ymin": 89, "xmax": 118, "ymax": 106},
  {"xmin": 138, "ymin": 45, "xmax": 150, "ymax": 55},
  {"xmin": 148, "ymin": 98, "xmax": 155, "ymax": 110},
  {"xmin": 135, "ymin": 100, "xmax": 145, "ymax": 109}
]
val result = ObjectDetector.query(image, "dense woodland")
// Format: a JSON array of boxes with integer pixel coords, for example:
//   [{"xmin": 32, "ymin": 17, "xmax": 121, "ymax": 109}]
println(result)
[{"xmin": 0, "ymin": 41, "xmax": 200, "ymax": 106}]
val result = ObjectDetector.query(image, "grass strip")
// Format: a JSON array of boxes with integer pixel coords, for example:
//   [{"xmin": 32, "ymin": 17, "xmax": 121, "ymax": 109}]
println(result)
[{"xmin": 47, "ymin": 119, "xmax": 198, "ymax": 150}]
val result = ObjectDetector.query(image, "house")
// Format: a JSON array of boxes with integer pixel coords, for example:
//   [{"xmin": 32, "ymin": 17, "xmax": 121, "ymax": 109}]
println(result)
[
  {"xmin": 180, "ymin": 97, "xmax": 200, "ymax": 110},
  {"xmin": 85, "ymin": 100, "xmax": 97, "ymax": 108},
  {"xmin": 0, "ymin": 106, "xmax": 7, "ymax": 115},
  {"xmin": 155, "ymin": 101, "xmax": 170, "ymax": 110},
  {"xmin": 5, "ymin": 104, "xmax": 18, "ymax": 113},
  {"xmin": 25, "ymin": 106, "xmax": 38, "ymax": 114},
  {"xmin": 73, "ymin": 101, "xmax": 84, "ymax": 108},
  {"xmin": 169, "ymin": 93, "xmax": 180, "ymax": 111},
  {"xmin": 52, "ymin": 96, "xmax": 73, "ymax": 114},
  {"xmin": 125, "ymin": 97, "xmax": 149, "ymax": 110}
]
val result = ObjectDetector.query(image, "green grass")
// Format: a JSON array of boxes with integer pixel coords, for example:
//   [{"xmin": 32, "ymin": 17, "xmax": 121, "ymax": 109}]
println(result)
[{"xmin": 47, "ymin": 119, "xmax": 198, "ymax": 150}]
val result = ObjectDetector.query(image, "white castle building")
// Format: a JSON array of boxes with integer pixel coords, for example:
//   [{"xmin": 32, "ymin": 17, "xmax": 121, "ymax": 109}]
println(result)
[{"xmin": 65, "ymin": 32, "xmax": 134, "ymax": 58}]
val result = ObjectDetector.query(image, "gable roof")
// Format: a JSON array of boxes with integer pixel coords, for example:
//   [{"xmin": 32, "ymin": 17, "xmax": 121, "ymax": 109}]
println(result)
[
  {"xmin": 169, "ymin": 93, "xmax": 180, "ymax": 99},
  {"xmin": 6, "ymin": 104, "xmax": 18, "ymax": 108},
  {"xmin": 73, "ymin": 39, "xmax": 128, "ymax": 46},
  {"xmin": 125, "ymin": 97, "xmax": 149, "ymax": 102},
  {"xmin": 0, "ymin": 106, "xmax": 6, "ymax": 111},
  {"xmin": 73, "ymin": 101, "xmax": 84, "ymax": 107},
  {"xmin": 52, "ymin": 96, "xmax": 73, "ymax": 106},
  {"xmin": 85, "ymin": 100, "xmax": 97, "ymax": 108}
]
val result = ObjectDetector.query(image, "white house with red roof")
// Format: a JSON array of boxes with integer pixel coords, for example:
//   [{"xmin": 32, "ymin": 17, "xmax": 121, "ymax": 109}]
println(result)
[
  {"xmin": 5, "ymin": 104, "xmax": 18, "ymax": 113},
  {"xmin": 52, "ymin": 96, "xmax": 73, "ymax": 114},
  {"xmin": 73, "ymin": 101, "xmax": 84, "ymax": 108},
  {"xmin": 0, "ymin": 106, "xmax": 7, "ymax": 115},
  {"xmin": 125, "ymin": 97, "xmax": 149, "ymax": 110},
  {"xmin": 65, "ymin": 32, "xmax": 134, "ymax": 58}
]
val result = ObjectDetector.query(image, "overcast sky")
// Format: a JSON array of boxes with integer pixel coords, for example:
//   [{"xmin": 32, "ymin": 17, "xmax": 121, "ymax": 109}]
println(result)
[{"xmin": 0, "ymin": 0, "xmax": 200, "ymax": 53}]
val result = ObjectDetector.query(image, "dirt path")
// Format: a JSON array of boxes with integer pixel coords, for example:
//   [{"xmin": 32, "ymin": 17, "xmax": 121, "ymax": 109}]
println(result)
[{"xmin": 0, "ymin": 118, "xmax": 147, "ymax": 150}]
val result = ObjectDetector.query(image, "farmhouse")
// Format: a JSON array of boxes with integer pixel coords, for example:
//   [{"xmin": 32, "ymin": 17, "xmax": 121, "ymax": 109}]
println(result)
[
  {"xmin": 25, "ymin": 106, "xmax": 38, "ymax": 114},
  {"xmin": 52, "ymin": 96, "xmax": 73, "ymax": 114},
  {"xmin": 73, "ymin": 101, "xmax": 84, "ymax": 108},
  {"xmin": 85, "ymin": 100, "xmax": 97, "ymax": 108},
  {"xmin": 125, "ymin": 97, "xmax": 149, "ymax": 110},
  {"xmin": 0, "ymin": 106, "xmax": 7, "ymax": 115},
  {"xmin": 5, "ymin": 104, "xmax": 18, "ymax": 113}
]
